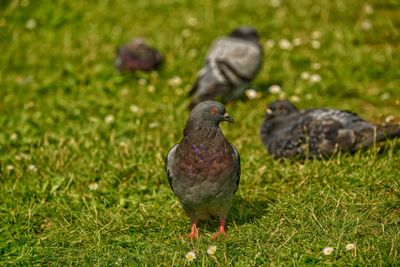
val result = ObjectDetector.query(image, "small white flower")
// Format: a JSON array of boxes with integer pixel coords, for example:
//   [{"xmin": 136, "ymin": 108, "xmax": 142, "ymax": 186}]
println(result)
[
  {"xmin": 290, "ymin": 95, "xmax": 301, "ymax": 103},
  {"xmin": 265, "ymin": 39, "xmax": 275, "ymax": 49},
  {"xmin": 120, "ymin": 88, "xmax": 129, "ymax": 96},
  {"xmin": 25, "ymin": 18, "xmax": 37, "ymax": 30},
  {"xmin": 245, "ymin": 89, "xmax": 258, "ymax": 100},
  {"xmin": 311, "ymin": 40, "xmax": 321, "ymax": 49},
  {"xmin": 148, "ymin": 122, "xmax": 159, "ymax": 128},
  {"xmin": 345, "ymin": 243, "xmax": 356, "ymax": 251},
  {"xmin": 279, "ymin": 39, "xmax": 293, "ymax": 50},
  {"xmin": 182, "ymin": 29, "xmax": 192, "ymax": 38},
  {"xmin": 385, "ymin": 115, "xmax": 395, "ymax": 123},
  {"xmin": 323, "ymin": 247, "xmax": 334, "ymax": 255},
  {"xmin": 311, "ymin": 62, "xmax": 321, "ymax": 70},
  {"xmin": 301, "ymin": 71, "xmax": 310, "ymax": 80},
  {"xmin": 129, "ymin": 105, "xmax": 141, "ymax": 113},
  {"xmin": 305, "ymin": 93, "xmax": 313, "ymax": 100},
  {"xmin": 309, "ymin": 73, "xmax": 322, "ymax": 84},
  {"xmin": 269, "ymin": 0, "xmax": 281, "ymax": 8},
  {"xmin": 105, "ymin": 114, "xmax": 115, "ymax": 124},
  {"xmin": 187, "ymin": 16, "xmax": 198, "ymax": 27},
  {"xmin": 138, "ymin": 78, "xmax": 147, "ymax": 86},
  {"xmin": 380, "ymin": 92, "xmax": 390, "ymax": 101},
  {"xmin": 88, "ymin": 182, "xmax": 99, "ymax": 191},
  {"xmin": 6, "ymin": 165, "xmax": 14, "ymax": 171},
  {"xmin": 185, "ymin": 251, "xmax": 196, "ymax": 262},
  {"xmin": 207, "ymin": 245, "xmax": 217, "ymax": 255},
  {"xmin": 147, "ymin": 85, "xmax": 156, "ymax": 93},
  {"xmin": 292, "ymin": 37, "xmax": 302, "ymax": 46},
  {"xmin": 268, "ymin": 84, "xmax": 282, "ymax": 94},
  {"xmin": 364, "ymin": 4, "xmax": 374, "ymax": 15},
  {"xmin": 28, "ymin": 165, "xmax": 37, "ymax": 173},
  {"xmin": 10, "ymin": 133, "xmax": 18, "ymax": 141},
  {"xmin": 361, "ymin": 20, "xmax": 372, "ymax": 31},
  {"xmin": 311, "ymin": 31, "xmax": 321, "ymax": 39},
  {"xmin": 168, "ymin": 76, "xmax": 182, "ymax": 87}
]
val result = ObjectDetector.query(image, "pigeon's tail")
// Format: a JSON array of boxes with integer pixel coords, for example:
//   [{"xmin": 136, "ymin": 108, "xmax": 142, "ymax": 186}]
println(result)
[{"xmin": 355, "ymin": 124, "xmax": 400, "ymax": 150}]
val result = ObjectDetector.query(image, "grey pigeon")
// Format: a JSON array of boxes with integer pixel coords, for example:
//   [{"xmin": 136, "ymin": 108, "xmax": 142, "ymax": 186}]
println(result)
[
  {"xmin": 166, "ymin": 101, "xmax": 240, "ymax": 239},
  {"xmin": 115, "ymin": 38, "xmax": 163, "ymax": 72},
  {"xmin": 189, "ymin": 26, "xmax": 263, "ymax": 109},
  {"xmin": 260, "ymin": 100, "xmax": 400, "ymax": 159}
]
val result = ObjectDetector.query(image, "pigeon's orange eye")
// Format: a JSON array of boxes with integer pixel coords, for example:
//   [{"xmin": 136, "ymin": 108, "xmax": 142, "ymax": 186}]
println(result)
[{"xmin": 211, "ymin": 107, "xmax": 218, "ymax": 114}]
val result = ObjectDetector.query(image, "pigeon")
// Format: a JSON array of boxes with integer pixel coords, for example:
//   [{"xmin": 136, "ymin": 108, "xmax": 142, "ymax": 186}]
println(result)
[
  {"xmin": 166, "ymin": 101, "xmax": 240, "ymax": 240},
  {"xmin": 188, "ymin": 26, "xmax": 263, "ymax": 109},
  {"xmin": 260, "ymin": 100, "xmax": 400, "ymax": 159},
  {"xmin": 115, "ymin": 38, "xmax": 163, "ymax": 72}
]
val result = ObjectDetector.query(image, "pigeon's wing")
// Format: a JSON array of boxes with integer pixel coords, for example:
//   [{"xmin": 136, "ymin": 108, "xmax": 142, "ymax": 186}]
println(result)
[
  {"xmin": 165, "ymin": 144, "xmax": 178, "ymax": 192},
  {"xmin": 230, "ymin": 144, "xmax": 241, "ymax": 194},
  {"xmin": 207, "ymin": 37, "xmax": 262, "ymax": 84}
]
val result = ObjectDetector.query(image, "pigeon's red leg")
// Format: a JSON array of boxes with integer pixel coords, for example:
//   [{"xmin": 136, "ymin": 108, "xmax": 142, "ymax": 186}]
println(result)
[
  {"xmin": 211, "ymin": 218, "xmax": 227, "ymax": 240},
  {"xmin": 188, "ymin": 222, "xmax": 198, "ymax": 239}
]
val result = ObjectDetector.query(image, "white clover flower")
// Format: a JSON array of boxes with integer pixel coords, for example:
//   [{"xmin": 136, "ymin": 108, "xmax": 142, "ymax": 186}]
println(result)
[
  {"xmin": 323, "ymin": 247, "xmax": 334, "ymax": 255},
  {"xmin": 138, "ymin": 78, "xmax": 147, "ymax": 86},
  {"xmin": 129, "ymin": 105, "xmax": 141, "ymax": 113},
  {"xmin": 292, "ymin": 37, "xmax": 302, "ymax": 46},
  {"xmin": 245, "ymin": 89, "xmax": 258, "ymax": 100},
  {"xmin": 345, "ymin": 243, "xmax": 356, "ymax": 251},
  {"xmin": 305, "ymin": 93, "xmax": 313, "ymax": 100},
  {"xmin": 265, "ymin": 39, "xmax": 275, "ymax": 49},
  {"xmin": 187, "ymin": 16, "xmax": 198, "ymax": 27},
  {"xmin": 182, "ymin": 29, "xmax": 192, "ymax": 38},
  {"xmin": 25, "ymin": 18, "xmax": 37, "ymax": 30},
  {"xmin": 309, "ymin": 73, "xmax": 322, "ymax": 84},
  {"xmin": 301, "ymin": 71, "xmax": 310, "ymax": 80},
  {"xmin": 311, "ymin": 62, "xmax": 321, "ymax": 70},
  {"xmin": 311, "ymin": 40, "xmax": 321, "ymax": 49},
  {"xmin": 28, "ymin": 165, "xmax": 37, "ymax": 173},
  {"xmin": 364, "ymin": 4, "xmax": 374, "ymax": 15},
  {"xmin": 168, "ymin": 76, "xmax": 182, "ymax": 87},
  {"xmin": 207, "ymin": 245, "xmax": 217, "ymax": 255},
  {"xmin": 185, "ymin": 251, "xmax": 196, "ymax": 262},
  {"xmin": 311, "ymin": 31, "xmax": 321, "ymax": 39},
  {"xmin": 361, "ymin": 20, "xmax": 372, "ymax": 31},
  {"xmin": 269, "ymin": 0, "xmax": 281, "ymax": 8},
  {"xmin": 268, "ymin": 84, "xmax": 282, "ymax": 94},
  {"xmin": 10, "ymin": 133, "xmax": 18, "ymax": 141},
  {"xmin": 290, "ymin": 95, "xmax": 301, "ymax": 103},
  {"xmin": 88, "ymin": 182, "xmax": 99, "ymax": 191},
  {"xmin": 380, "ymin": 92, "xmax": 390, "ymax": 101},
  {"xmin": 6, "ymin": 165, "xmax": 14, "ymax": 171},
  {"xmin": 120, "ymin": 88, "xmax": 129, "ymax": 96},
  {"xmin": 148, "ymin": 122, "xmax": 159, "ymax": 128},
  {"xmin": 147, "ymin": 85, "xmax": 156, "ymax": 93},
  {"xmin": 105, "ymin": 114, "xmax": 115, "ymax": 124},
  {"xmin": 279, "ymin": 39, "xmax": 293, "ymax": 50}
]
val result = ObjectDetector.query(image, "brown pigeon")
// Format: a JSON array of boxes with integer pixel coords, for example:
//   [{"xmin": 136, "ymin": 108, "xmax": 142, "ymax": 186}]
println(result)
[
  {"xmin": 260, "ymin": 100, "xmax": 400, "ymax": 159},
  {"xmin": 189, "ymin": 26, "xmax": 263, "ymax": 109},
  {"xmin": 115, "ymin": 38, "xmax": 163, "ymax": 72},
  {"xmin": 166, "ymin": 101, "xmax": 240, "ymax": 239}
]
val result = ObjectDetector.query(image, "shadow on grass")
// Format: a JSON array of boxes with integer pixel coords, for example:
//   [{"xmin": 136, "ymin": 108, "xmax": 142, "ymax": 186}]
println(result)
[{"xmin": 229, "ymin": 195, "xmax": 272, "ymax": 226}]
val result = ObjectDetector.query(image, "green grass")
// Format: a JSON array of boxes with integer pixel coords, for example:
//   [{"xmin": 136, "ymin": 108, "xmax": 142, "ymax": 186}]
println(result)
[{"xmin": 1, "ymin": 0, "xmax": 400, "ymax": 265}]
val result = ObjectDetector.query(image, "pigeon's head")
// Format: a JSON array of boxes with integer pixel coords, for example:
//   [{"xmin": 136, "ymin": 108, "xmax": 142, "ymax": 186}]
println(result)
[
  {"xmin": 229, "ymin": 26, "xmax": 260, "ymax": 43},
  {"xmin": 189, "ymin": 101, "xmax": 234, "ymax": 126},
  {"xmin": 266, "ymin": 100, "xmax": 298, "ymax": 118}
]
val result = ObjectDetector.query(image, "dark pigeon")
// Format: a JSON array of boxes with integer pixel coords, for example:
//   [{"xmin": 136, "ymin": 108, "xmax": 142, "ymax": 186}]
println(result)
[
  {"xmin": 115, "ymin": 38, "xmax": 163, "ymax": 72},
  {"xmin": 166, "ymin": 101, "xmax": 240, "ymax": 240},
  {"xmin": 260, "ymin": 100, "xmax": 400, "ymax": 159},
  {"xmin": 189, "ymin": 26, "xmax": 263, "ymax": 109}
]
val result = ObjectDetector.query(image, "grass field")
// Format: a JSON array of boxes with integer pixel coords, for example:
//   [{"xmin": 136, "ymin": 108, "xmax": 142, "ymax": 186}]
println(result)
[{"xmin": 1, "ymin": 0, "xmax": 400, "ymax": 265}]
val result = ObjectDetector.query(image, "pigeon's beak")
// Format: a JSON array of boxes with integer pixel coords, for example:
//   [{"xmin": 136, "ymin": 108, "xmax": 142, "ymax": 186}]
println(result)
[
  {"xmin": 223, "ymin": 112, "xmax": 234, "ymax": 123},
  {"xmin": 266, "ymin": 108, "xmax": 273, "ymax": 114}
]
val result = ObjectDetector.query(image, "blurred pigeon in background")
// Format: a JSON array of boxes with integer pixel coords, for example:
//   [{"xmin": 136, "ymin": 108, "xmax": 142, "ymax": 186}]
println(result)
[
  {"xmin": 189, "ymin": 26, "xmax": 263, "ymax": 109},
  {"xmin": 115, "ymin": 38, "xmax": 163, "ymax": 72},
  {"xmin": 166, "ymin": 101, "xmax": 240, "ymax": 240},
  {"xmin": 260, "ymin": 100, "xmax": 400, "ymax": 159}
]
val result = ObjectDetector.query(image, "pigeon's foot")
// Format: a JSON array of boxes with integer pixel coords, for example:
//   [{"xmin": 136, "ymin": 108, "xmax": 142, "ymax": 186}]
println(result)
[
  {"xmin": 188, "ymin": 223, "xmax": 198, "ymax": 239},
  {"xmin": 211, "ymin": 218, "xmax": 227, "ymax": 240}
]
